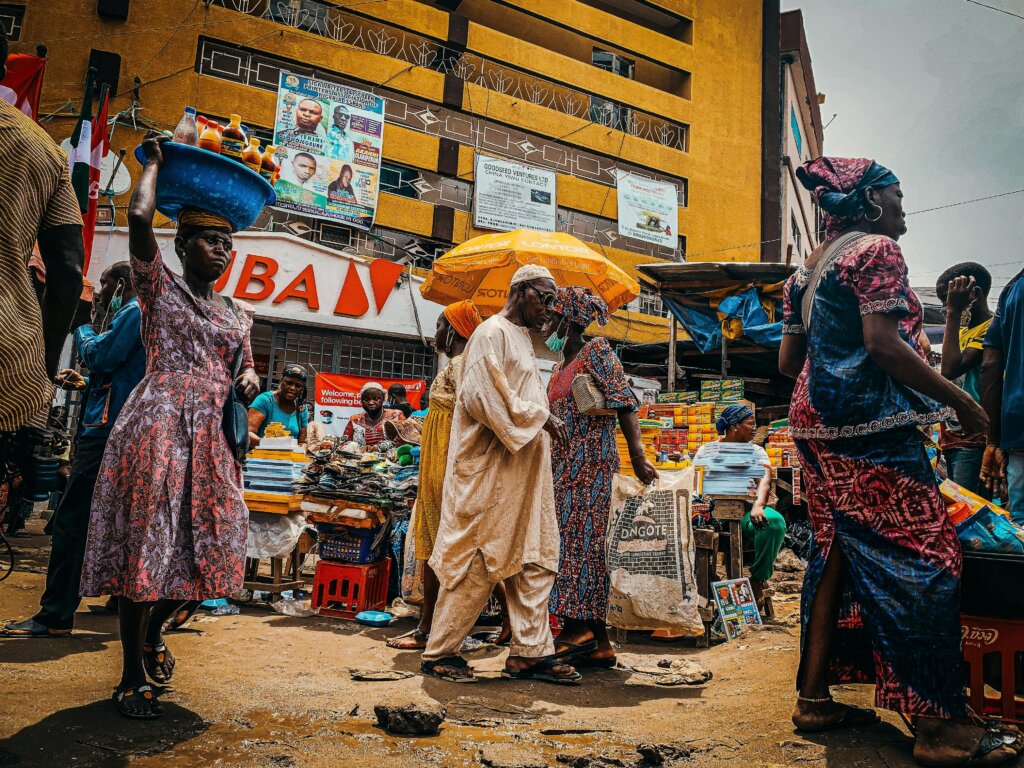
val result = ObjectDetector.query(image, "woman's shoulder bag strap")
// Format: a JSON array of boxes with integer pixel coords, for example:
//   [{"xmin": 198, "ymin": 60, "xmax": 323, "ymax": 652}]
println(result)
[{"xmin": 800, "ymin": 231, "xmax": 869, "ymax": 332}]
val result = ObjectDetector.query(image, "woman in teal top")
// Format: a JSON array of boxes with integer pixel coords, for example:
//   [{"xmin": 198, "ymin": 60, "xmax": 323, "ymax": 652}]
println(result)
[{"xmin": 247, "ymin": 365, "xmax": 309, "ymax": 445}]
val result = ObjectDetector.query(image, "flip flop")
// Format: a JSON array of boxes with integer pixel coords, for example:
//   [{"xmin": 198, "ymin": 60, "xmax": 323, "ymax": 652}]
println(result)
[
  {"xmin": 112, "ymin": 684, "xmax": 162, "ymax": 720},
  {"xmin": 572, "ymin": 653, "xmax": 617, "ymax": 669},
  {"xmin": 421, "ymin": 656, "xmax": 478, "ymax": 683},
  {"xmin": 0, "ymin": 618, "xmax": 71, "ymax": 638},
  {"xmin": 916, "ymin": 727, "xmax": 1024, "ymax": 767},
  {"xmin": 792, "ymin": 701, "xmax": 879, "ymax": 733},
  {"xmin": 503, "ymin": 656, "xmax": 582, "ymax": 685},
  {"xmin": 386, "ymin": 629, "xmax": 428, "ymax": 650},
  {"xmin": 553, "ymin": 639, "xmax": 598, "ymax": 659}
]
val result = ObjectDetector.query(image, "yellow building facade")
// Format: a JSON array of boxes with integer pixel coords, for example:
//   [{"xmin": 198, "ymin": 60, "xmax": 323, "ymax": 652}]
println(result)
[{"xmin": 12, "ymin": 0, "xmax": 768, "ymax": 349}]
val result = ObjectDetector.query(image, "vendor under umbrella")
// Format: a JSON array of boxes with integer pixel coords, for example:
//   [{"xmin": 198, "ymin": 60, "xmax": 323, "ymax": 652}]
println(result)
[
  {"xmin": 342, "ymin": 381, "xmax": 405, "ymax": 449},
  {"xmin": 248, "ymin": 364, "xmax": 309, "ymax": 446},
  {"xmin": 693, "ymin": 404, "xmax": 786, "ymax": 612}
]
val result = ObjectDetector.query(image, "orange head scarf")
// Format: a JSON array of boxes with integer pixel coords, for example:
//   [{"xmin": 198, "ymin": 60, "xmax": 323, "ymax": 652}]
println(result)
[{"xmin": 443, "ymin": 299, "xmax": 482, "ymax": 341}]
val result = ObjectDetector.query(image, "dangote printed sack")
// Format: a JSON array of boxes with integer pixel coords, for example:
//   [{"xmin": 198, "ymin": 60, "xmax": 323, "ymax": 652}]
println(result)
[{"xmin": 606, "ymin": 468, "xmax": 703, "ymax": 634}]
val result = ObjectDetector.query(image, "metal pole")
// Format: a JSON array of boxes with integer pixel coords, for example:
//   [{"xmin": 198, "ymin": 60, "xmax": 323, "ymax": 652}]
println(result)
[
  {"xmin": 721, "ymin": 335, "xmax": 729, "ymax": 378},
  {"xmin": 668, "ymin": 317, "xmax": 677, "ymax": 392}
]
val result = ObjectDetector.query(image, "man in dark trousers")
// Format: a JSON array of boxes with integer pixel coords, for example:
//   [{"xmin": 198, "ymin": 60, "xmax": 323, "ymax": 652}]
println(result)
[{"xmin": 3, "ymin": 261, "xmax": 145, "ymax": 637}]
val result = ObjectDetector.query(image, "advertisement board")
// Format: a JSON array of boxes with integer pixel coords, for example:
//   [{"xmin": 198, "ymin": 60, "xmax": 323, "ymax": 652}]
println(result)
[
  {"xmin": 473, "ymin": 155, "xmax": 557, "ymax": 233},
  {"xmin": 273, "ymin": 72, "xmax": 384, "ymax": 230},
  {"xmin": 314, "ymin": 373, "xmax": 425, "ymax": 437},
  {"xmin": 616, "ymin": 173, "xmax": 678, "ymax": 249}
]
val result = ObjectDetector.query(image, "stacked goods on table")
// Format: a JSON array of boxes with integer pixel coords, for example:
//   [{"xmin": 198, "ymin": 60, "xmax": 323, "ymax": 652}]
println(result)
[
  {"xmin": 699, "ymin": 378, "xmax": 745, "ymax": 402},
  {"xmin": 941, "ymin": 480, "xmax": 1024, "ymax": 554},
  {"xmin": 243, "ymin": 424, "xmax": 305, "ymax": 514},
  {"xmin": 764, "ymin": 418, "xmax": 800, "ymax": 468},
  {"xmin": 616, "ymin": 418, "xmax": 663, "ymax": 478},
  {"xmin": 691, "ymin": 442, "xmax": 768, "ymax": 497}
]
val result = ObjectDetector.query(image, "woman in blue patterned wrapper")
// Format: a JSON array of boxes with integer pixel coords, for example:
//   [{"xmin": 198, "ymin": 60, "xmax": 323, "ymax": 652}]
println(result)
[
  {"xmin": 543, "ymin": 287, "xmax": 657, "ymax": 668},
  {"xmin": 779, "ymin": 156, "xmax": 1022, "ymax": 766}
]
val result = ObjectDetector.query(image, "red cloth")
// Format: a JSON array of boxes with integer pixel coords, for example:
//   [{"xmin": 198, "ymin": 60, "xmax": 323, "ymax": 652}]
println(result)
[{"xmin": 0, "ymin": 54, "xmax": 45, "ymax": 120}]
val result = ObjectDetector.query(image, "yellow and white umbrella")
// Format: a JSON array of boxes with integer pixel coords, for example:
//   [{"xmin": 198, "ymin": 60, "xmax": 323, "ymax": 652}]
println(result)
[{"xmin": 420, "ymin": 230, "xmax": 640, "ymax": 316}]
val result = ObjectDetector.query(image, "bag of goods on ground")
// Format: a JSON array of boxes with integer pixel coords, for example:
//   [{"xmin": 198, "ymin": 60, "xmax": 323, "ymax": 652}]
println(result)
[{"xmin": 606, "ymin": 468, "xmax": 703, "ymax": 635}]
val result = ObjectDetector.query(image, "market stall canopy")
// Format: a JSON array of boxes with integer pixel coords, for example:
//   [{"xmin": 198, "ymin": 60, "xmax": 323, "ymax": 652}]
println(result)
[
  {"xmin": 637, "ymin": 261, "xmax": 796, "ymax": 354},
  {"xmin": 421, "ymin": 229, "xmax": 640, "ymax": 316}
]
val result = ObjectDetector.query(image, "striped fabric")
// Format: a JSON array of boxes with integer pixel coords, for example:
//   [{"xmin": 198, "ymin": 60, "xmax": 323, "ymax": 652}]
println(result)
[{"xmin": 0, "ymin": 100, "xmax": 82, "ymax": 432}]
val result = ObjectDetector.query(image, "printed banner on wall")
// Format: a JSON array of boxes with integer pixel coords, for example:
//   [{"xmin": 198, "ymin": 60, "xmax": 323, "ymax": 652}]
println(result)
[
  {"xmin": 273, "ymin": 72, "xmax": 385, "ymax": 230},
  {"xmin": 473, "ymin": 155, "xmax": 557, "ymax": 233},
  {"xmin": 616, "ymin": 173, "xmax": 678, "ymax": 248},
  {"xmin": 314, "ymin": 373, "xmax": 425, "ymax": 437}
]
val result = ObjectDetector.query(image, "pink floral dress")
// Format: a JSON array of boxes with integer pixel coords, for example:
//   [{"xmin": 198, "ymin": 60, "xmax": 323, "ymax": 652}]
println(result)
[{"xmin": 80, "ymin": 247, "xmax": 253, "ymax": 602}]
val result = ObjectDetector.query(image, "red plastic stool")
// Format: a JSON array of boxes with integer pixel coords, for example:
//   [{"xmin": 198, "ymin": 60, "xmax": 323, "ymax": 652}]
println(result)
[
  {"xmin": 312, "ymin": 558, "xmax": 390, "ymax": 619},
  {"xmin": 961, "ymin": 614, "xmax": 1024, "ymax": 725}
]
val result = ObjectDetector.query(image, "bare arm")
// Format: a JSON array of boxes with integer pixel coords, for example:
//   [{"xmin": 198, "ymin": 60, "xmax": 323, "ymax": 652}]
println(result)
[
  {"xmin": 127, "ymin": 135, "xmax": 169, "ymax": 263},
  {"xmin": 980, "ymin": 346, "xmax": 1007, "ymax": 495},
  {"xmin": 940, "ymin": 277, "xmax": 984, "ymax": 380},
  {"xmin": 618, "ymin": 409, "xmax": 657, "ymax": 484},
  {"xmin": 862, "ymin": 314, "xmax": 986, "ymax": 438},
  {"xmin": 778, "ymin": 334, "xmax": 807, "ymax": 379},
  {"xmin": 36, "ymin": 224, "xmax": 84, "ymax": 377}
]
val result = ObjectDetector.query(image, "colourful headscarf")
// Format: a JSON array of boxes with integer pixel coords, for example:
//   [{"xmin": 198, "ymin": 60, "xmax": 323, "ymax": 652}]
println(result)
[
  {"xmin": 715, "ymin": 403, "xmax": 754, "ymax": 435},
  {"xmin": 177, "ymin": 207, "xmax": 233, "ymax": 233},
  {"xmin": 553, "ymin": 286, "xmax": 609, "ymax": 328},
  {"xmin": 796, "ymin": 157, "xmax": 899, "ymax": 239},
  {"xmin": 443, "ymin": 299, "xmax": 482, "ymax": 341}
]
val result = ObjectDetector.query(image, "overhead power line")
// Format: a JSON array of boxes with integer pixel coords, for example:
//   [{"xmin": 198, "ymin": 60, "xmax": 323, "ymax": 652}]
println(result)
[{"xmin": 963, "ymin": 0, "xmax": 1024, "ymax": 21}]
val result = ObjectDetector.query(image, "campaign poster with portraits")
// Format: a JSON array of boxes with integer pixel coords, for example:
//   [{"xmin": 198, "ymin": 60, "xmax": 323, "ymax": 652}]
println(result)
[{"xmin": 272, "ymin": 72, "xmax": 385, "ymax": 230}]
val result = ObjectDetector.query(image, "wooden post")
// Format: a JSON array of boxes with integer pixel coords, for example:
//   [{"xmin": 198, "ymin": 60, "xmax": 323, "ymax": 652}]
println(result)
[{"xmin": 668, "ymin": 316, "xmax": 677, "ymax": 391}]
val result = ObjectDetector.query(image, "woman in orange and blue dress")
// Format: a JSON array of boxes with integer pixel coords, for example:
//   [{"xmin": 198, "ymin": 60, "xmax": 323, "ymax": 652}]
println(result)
[
  {"xmin": 544, "ymin": 287, "xmax": 656, "ymax": 668},
  {"xmin": 779, "ymin": 156, "xmax": 1022, "ymax": 766}
]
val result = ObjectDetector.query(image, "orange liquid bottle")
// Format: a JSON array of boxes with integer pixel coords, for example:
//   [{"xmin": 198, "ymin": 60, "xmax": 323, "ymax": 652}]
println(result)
[
  {"xmin": 198, "ymin": 117, "xmax": 222, "ymax": 153},
  {"xmin": 220, "ymin": 113, "xmax": 247, "ymax": 161},
  {"xmin": 242, "ymin": 137, "xmax": 263, "ymax": 172},
  {"xmin": 259, "ymin": 144, "xmax": 278, "ymax": 181}
]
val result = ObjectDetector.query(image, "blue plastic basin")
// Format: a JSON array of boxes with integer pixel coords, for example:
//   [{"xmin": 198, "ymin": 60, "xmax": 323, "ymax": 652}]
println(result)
[
  {"xmin": 355, "ymin": 611, "xmax": 393, "ymax": 627},
  {"xmin": 133, "ymin": 142, "xmax": 275, "ymax": 232}
]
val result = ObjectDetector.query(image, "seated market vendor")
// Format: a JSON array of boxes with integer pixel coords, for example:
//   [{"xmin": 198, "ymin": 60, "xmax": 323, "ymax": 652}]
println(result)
[
  {"xmin": 342, "ymin": 381, "xmax": 405, "ymax": 449},
  {"xmin": 693, "ymin": 404, "xmax": 787, "ymax": 611},
  {"xmin": 248, "ymin": 364, "xmax": 309, "ymax": 446}
]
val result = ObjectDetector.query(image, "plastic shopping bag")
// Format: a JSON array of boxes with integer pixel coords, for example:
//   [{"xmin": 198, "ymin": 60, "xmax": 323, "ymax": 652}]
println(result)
[
  {"xmin": 606, "ymin": 468, "xmax": 703, "ymax": 635},
  {"xmin": 401, "ymin": 505, "xmax": 425, "ymax": 605}
]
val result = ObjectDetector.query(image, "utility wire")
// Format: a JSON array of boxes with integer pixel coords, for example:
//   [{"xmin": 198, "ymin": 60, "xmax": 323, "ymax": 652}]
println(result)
[
  {"xmin": 963, "ymin": 0, "xmax": 1024, "ymax": 21},
  {"xmin": 905, "ymin": 187, "xmax": 1024, "ymax": 216}
]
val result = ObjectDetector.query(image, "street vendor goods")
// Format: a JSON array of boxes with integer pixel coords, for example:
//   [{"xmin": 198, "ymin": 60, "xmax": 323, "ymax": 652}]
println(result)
[{"xmin": 606, "ymin": 470, "xmax": 702, "ymax": 635}]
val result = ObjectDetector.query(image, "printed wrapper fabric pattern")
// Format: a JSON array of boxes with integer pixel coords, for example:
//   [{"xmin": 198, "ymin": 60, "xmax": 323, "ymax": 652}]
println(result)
[
  {"xmin": 782, "ymin": 234, "xmax": 951, "ymax": 440},
  {"xmin": 414, "ymin": 354, "xmax": 464, "ymax": 561},
  {"xmin": 547, "ymin": 338, "xmax": 637, "ymax": 621},
  {"xmin": 80, "ymin": 248, "xmax": 254, "ymax": 602},
  {"xmin": 783, "ymin": 234, "xmax": 966, "ymax": 718}
]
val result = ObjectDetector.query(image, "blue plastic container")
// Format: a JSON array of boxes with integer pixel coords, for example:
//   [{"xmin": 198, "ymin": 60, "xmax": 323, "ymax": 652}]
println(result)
[
  {"xmin": 318, "ymin": 525, "xmax": 384, "ymax": 564},
  {"xmin": 133, "ymin": 142, "xmax": 275, "ymax": 232},
  {"xmin": 355, "ymin": 610, "xmax": 393, "ymax": 627}
]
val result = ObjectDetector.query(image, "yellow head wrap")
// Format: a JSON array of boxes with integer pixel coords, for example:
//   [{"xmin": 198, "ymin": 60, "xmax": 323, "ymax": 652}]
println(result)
[
  {"xmin": 177, "ymin": 207, "xmax": 233, "ymax": 233},
  {"xmin": 443, "ymin": 299, "xmax": 482, "ymax": 341}
]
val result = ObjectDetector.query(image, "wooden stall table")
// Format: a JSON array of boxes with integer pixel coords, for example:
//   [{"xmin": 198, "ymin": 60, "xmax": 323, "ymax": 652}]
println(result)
[{"xmin": 709, "ymin": 494, "xmax": 775, "ymax": 620}]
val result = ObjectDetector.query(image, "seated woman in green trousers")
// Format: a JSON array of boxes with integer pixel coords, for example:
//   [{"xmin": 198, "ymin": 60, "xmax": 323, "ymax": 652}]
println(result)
[{"xmin": 694, "ymin": 403, "xmax": 787, "ymax": 611}]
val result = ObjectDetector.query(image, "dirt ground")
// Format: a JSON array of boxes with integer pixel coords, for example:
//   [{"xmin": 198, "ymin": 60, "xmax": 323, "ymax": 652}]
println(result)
[{"xmin": 0, "ymin": 523, "xmax": 950, "ymax": 768}]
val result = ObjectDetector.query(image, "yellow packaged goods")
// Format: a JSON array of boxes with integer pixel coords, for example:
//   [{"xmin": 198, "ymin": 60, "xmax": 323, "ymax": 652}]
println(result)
[{"xmin": 939, "ymin": 479, "xmax": 1012, "ymax": 519}]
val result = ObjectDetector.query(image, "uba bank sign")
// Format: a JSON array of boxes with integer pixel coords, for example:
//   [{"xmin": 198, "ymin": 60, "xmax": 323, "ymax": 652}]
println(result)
[{"xmin": 89, "ymin": 230, "xmax": 443, "ymax": 337}]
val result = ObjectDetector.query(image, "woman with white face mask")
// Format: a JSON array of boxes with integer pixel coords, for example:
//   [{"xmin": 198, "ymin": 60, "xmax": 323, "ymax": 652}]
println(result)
[{"xmin": 542, "ymin": 287, "xmax": 656, "ymax": 669}]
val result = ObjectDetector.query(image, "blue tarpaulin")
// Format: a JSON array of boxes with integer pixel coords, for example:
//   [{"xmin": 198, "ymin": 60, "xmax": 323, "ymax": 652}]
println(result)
[{"xmin": 663, "ymin": 287, "xmax": 783, "ymax": 354}]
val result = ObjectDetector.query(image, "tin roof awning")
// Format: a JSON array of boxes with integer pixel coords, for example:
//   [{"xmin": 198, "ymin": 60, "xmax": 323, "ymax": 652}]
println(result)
[{"xmin": 638, "ymin": 261, "xmax": 796, "ymax": 292}]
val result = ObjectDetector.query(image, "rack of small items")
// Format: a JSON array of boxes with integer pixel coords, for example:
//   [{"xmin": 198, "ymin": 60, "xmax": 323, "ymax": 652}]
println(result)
[{"xmin": 296, "ymin": 438, "xmax": 419, "ymax": 619}]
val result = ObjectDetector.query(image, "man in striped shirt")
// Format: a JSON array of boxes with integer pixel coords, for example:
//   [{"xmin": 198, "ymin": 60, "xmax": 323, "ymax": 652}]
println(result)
[{"xmin": 0, "ymin": 29, "xmax": 84, "ymax": 438}]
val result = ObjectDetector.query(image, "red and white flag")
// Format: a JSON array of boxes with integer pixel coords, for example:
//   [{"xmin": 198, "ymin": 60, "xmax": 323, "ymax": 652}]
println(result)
[{"xmin": 0, "ymin": 53, "xmax": 46, "ymax": 120}]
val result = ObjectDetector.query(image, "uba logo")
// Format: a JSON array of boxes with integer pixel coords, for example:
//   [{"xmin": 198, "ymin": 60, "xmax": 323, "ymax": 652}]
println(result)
[{"xmin": 214, "ymin": 252, "xmax": 406, "ymax": 317}]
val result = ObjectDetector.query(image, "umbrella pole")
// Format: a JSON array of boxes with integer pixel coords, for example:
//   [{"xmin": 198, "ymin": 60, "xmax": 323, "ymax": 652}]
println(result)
[{"xmin": 668, "ymin": 317, "xmax": 677, "ymax": 391}]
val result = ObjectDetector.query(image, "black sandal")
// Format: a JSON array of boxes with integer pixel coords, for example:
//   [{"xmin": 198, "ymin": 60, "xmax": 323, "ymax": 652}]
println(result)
[
  {"xmin": 502, "ymin": 656, "xmax": 582, "ymax": 685},
  {"xmin": 421, "ymin": 656, "xmax": 478, "ymax": 683},
  {"xmin": 143, "ymin": 643, "xmax": 175, "ymax": 684},
  {"xmin": 112, "ymin": 684, "xmax": 162, "ymax": 720}
]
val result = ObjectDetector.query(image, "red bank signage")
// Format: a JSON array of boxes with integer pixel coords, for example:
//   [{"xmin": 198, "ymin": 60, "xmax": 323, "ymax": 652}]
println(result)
[{"xmin": 88, "ymin": 230, "xmax": 442, "ymax": 337}]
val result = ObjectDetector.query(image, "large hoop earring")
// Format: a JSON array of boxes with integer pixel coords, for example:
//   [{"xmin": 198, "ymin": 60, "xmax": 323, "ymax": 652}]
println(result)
[{"xmin": 865, "ymin": 202, "xmax": 883, "ymax": 222}]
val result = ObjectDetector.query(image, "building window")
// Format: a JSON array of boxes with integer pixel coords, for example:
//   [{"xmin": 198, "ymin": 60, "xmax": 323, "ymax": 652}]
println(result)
[
  {"xmin": 593, "ymin": 49, "xmax": 635, "ymax": 79},
  {"xmin": 636, "ymin": 288, "xmax": 669, "ymax": 318},
  {"xmin": 791, "ymin": 214, "xmax": 802, "ymax": 256},
  {"xmin": 590, "ymin": 96, "xmax": 631, "ymax": 131},
  {"xmin": 0, "ymin": 4, "xmax": 24, "ymax": 41},
  {"xmin": 790, "ymin": 106, "xmax": 802, "ymax": 158}
]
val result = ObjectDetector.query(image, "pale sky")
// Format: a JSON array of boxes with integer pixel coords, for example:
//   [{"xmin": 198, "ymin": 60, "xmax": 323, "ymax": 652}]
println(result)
[{"xmin": 782, "ymin": 0, "xmax": 1024, "ymax": 300}]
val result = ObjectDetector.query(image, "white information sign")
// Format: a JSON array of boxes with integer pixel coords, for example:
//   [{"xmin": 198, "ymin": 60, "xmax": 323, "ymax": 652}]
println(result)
[
  {"xmin": 473, "ymin": 155, "xmax": 557, "ymax": 233},
  {"xmin": 616, "ymin": 173, "xmax": 678, "ymax": 248}
]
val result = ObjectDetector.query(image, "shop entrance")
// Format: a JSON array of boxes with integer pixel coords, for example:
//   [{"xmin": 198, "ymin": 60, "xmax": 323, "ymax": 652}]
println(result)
[{"xmin": 253, "ymin": 321, "xmax": 437, "ymax": 399}]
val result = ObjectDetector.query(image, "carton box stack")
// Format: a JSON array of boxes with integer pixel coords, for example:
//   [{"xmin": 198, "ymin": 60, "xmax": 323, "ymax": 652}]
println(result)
[{"xmin": 244, "ymin": 424, "xmax": 306, "ymax": 514}]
